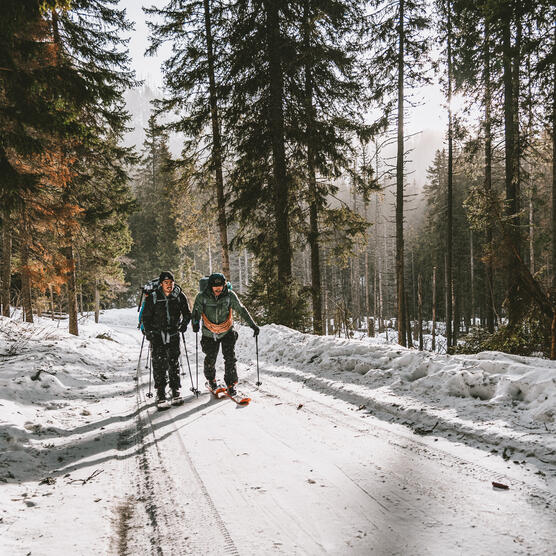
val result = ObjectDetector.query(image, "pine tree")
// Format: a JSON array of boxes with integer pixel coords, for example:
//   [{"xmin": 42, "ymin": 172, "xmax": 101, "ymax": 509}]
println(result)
[
  {"xmin": 296, "ymin": 0, "xmax": 371, "ymax": 334},
  {"xmin": 128, "ymin": 115, "xmax": 181, "ymax": 292},
  {"xmin": 146, "ymin": 0, "xmax": 231, "ymax": 277},
  {"xmin": 43, "ymin": 0, "xmax": 134, "ymax": 334}
]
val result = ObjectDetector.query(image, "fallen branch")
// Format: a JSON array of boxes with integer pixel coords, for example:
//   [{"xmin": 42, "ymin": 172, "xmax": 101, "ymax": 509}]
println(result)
[{"xmin": 69, "ymin": 469, "xmax": 104, "ymax": 485}]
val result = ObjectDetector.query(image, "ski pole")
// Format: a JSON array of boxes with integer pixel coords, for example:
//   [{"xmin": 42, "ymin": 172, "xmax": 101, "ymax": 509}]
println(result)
[
  {"xmin": 255, "ymin": 335, "xmax": 261, "ymax": 386},
  {"xmin": 146, "ymin": 343, "xmax": 151, "ymax": 370},
  {"xmin": 195, "ymin": 332, "xmax": 200, "ymax": 396},
  {"xmin": 182, "ymin": 332, "xmax": 199, "ymax": 396},
  {"xmin": 146, "ymin": 351, "xmax": 153, "ymax": 398},
  {"xmin": 136, "ymin": 335, "xmax": 145, "ymax": 374}
]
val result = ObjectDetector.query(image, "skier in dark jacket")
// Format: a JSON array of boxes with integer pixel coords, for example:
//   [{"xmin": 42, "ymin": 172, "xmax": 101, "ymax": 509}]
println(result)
[
  {"xmin": 142, "ymin": 271, "xmax": 191, "ymax": 404},
  {"xmin": 191, "ymin": 272, "xmax": 259, "ymax": 396}
]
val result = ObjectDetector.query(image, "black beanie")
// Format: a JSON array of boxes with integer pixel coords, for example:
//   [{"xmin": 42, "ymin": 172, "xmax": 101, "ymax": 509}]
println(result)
[
  {"xmin": 207, "ymin": 273, "xmax": 226, "ymax": 287},
  {"xmin": 159, "ymin": 271, "xmax": 175, "ymax": 283}
]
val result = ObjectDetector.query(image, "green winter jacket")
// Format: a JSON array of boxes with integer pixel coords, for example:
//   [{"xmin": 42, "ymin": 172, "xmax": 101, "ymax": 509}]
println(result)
[{"xmin": 192, "ymin": 285, "xmax": 257, "ymax": 340}]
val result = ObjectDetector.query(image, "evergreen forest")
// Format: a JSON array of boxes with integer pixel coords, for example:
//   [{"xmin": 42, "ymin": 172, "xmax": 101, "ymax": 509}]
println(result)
[{"xmin": 1, "ymin": 0, "xmax": 555, "ymax": 358}]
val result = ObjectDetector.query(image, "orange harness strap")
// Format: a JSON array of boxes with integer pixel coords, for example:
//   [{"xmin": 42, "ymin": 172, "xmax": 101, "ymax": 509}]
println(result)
[{"xmin": 202, "ymin": 308, "xmax": 233, "ymax": 334}]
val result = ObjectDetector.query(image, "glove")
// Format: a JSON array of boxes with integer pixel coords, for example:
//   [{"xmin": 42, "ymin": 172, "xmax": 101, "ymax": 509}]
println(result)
[
  {"xmin": 179, "ymin": 321, "xmax": 188, "ymax": 333},
  {"xmin": 192, "ymin": 321, "xmax": 200, "ymax": 333},
  {"xmin": 252, "ymin": 325, "xmax": 260, "ymax": 337},
  {"xmin": 144, "ymin": 330, "xmax": 154, "ymax": 342}
]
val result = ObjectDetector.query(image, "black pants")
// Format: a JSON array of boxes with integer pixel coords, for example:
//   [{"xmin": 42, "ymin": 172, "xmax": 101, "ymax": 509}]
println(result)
[
  {"xmin": 201, "ymin": 329, "xmax": 238, "ymax": 387},
  {"xmin": 151, "ymin": 334, "xmax": 181, "ymax": 394}
]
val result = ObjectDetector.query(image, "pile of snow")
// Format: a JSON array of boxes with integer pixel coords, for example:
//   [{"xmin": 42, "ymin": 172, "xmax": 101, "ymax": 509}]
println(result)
[
  {"xmin": 243, "ymin": 324, "xmax": 556, "ymax": 465},
  {"xmin": 0, "ymin": 311, "xmax": 140, "ymax": 554}
]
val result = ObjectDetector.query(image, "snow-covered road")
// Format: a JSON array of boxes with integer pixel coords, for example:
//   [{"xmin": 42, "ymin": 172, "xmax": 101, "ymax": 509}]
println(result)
[{"xmin": 1, "ymin": 308, "xmax": 555, "ymax": 555}]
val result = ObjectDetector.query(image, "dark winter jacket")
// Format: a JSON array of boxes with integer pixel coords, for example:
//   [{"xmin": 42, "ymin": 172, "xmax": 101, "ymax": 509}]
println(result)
[
  {"xmin": 192, "ymin": 283, "xmax": 257, "ymax": 340},
  {"xmin": 142, "ymin": 284, "xmax": 191, "ymax": 343}
]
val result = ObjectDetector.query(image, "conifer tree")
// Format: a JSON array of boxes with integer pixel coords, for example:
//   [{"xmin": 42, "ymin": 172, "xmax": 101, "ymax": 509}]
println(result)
[
  {"xmin": 368, "ymin": 0, "xmax": 430, "ymax": 346},
  {"xmin": 296, "ymin": 0, "xmax": 371, "ymax": 334},
  {"xmin": 128, "ymin": 115, "xmax": 180, "ymax": 291},
  {"xmin": 146, "ymin": 0, "xmax": 231, "ymax": 277}
]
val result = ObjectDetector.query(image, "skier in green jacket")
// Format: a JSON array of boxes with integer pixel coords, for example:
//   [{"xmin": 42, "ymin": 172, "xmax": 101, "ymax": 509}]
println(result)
[{"xmin": 191, "ymin": 273, "xmax": 259, "ymax": 395}]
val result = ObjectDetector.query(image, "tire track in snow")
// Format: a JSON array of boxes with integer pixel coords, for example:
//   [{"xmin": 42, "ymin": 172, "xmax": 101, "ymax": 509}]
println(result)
[
  {"xmin": 135, "ymin": 361, "xmax": 239, "ymax": 555},
  {"xmin": 133, "ymin": 378, "xmax": 192, "ymax": 554}
]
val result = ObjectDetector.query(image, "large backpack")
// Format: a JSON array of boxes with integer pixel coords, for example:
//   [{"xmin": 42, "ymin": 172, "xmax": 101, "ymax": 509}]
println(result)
[
  {"xmin": 198, "ymin": 275, "xmax": 233, "ymax": 292},
  {"xmin": 198, "ymin": 276, "xmax": 233, "ymax": 314},
  {"xmin": 137, "ymin": 278, "xmax": 160, "ymax": 332}
]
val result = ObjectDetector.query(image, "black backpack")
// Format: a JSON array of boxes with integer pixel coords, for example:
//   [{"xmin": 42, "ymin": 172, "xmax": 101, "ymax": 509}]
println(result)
[{"xmin": 137, "ymin": 278, "xmax": 160, "ymax": 332}]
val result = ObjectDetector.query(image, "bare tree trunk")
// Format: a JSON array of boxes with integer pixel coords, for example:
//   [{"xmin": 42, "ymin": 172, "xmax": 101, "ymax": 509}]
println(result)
[
  {"xmin": 405, "ymin": 288, "xmax": 413, "ymax": 348},
  {"xmin": 49, "ymin": 284, "xmax": 55, "ymax": 320},
  {"xmin": 65, "ymin": 238, "xmax": 78, "ymax": 336},
  {"xmin": 411, "ymin": 245, "xmax": 417, "ymax": 338},
  {"xmin": 76, "ymin": 250, "xmax": 83, "ymax": 316},
  {"xmin": 470, "ymin": 230, "xmax": 475, "ymax": 326},
  {"xmin": 484, "ymin": 21, "xmax": 495, "ymax": 333},
  {"xmin": 238, "ymin": 253, "xmax": 243, "ymax": 293},
  {"xmin": 244, "ymin": 250, "xmax": 249, "ymax": 287},
  {"xmin": 446, "ymin": 0, "xmax": 454, "ymax": 348},
  {"xmin": 303, "ymin": 3, "xmax": 323, "ymax": 335},
  {"xmin": 551, "ymin": 21, "xmax": 556, "ymax": 310},
  {"xmin": 418, "ymin": 273, "xmax": 423, "ymax": 350},
  {"xmin": 365, "ymin": 245, "xmax": 372, "ymax": 336},
  {"xmin": 94, "ymin": 278, "xmax": 100, "ymax": 324},
  {"xmin": 1, "ymin": 211, "xmax": 11, "ymax": 317},
  {"xmin": 396, "ymin": 0, "xmax": 407, "ymax": 346},
  {"xmin": 203, "ymin": 0, "xmax": 230, "ymax": 277},
  {"xmin": 452, "ymin": 278, "xmax": 458, "ymax": 348},
  {"xmin": 432, "ymin": 266, "xmax": 437, "ymax": 352},
  {"xmin": 20, "ymin": 217, "xmax": 33, "ymax": 323},
  {"xmin": 207, "ymin": 226, "xmax": 213, "ymax": 274},
  {"xmin": 502, "ymin": 4, "xmax": 522, "ymax": 326}
]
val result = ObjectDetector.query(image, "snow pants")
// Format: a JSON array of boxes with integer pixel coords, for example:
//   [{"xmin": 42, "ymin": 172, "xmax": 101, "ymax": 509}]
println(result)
[
  {"xmin": 200, "ymin": 329, "xmax": 238, "ymax": 387},
  {"xmin": 151, "ymin": 334, "xmax": 181, "ymax": 394}
]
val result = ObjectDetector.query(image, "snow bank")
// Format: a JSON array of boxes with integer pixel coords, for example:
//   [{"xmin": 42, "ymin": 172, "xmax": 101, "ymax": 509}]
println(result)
[
  {"xmin": 246, "ymin": 324, "xmax": 556, "ymax": 464},
  {"xmin": 0, "ymin": 311, "xmax": 140, "ymax": 555}
]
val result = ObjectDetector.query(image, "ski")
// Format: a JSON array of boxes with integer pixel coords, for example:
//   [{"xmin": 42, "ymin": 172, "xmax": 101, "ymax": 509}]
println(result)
[
  {"xmin": 222, "ymin": 389, "xmax": 251, "ymax": 406},
  {"xmin": 170, "ymin": 396, "xmax": 185, "ymax": 406},
  {"xmin": 206, "ymin": 382, "xmax": 227, "ymax": 398}
]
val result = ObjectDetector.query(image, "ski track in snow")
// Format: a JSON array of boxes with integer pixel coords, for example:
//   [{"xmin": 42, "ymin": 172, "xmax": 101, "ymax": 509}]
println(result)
[{"xmin": 1, "ymin": 308, "xmax": 555, "ymax": 555}]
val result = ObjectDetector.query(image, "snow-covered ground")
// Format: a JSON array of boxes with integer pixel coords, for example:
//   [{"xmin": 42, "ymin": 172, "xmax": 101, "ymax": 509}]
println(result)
[{"xmin": 1, "ymin": 308, "xmax": 555, "ymax": 555}]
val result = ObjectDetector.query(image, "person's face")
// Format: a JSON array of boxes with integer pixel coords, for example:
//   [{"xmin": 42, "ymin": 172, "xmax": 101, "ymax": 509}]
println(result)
[
  {"xmin": 212, "ymin": 285, "xmax": 223, "ymax": 297},
  {"xmin": 161, "ymin": 279, "xmax": 174, "ymax": 295}
]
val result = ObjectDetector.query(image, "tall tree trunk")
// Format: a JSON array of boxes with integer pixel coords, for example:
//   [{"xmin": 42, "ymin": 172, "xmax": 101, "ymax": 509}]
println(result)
[
  {"xmin": 470, "ymin": 230, "xmax": 475, "ymax": 325},
  {"xmin": 303, "ymin": 0, "xmax": 323, "ymax": 335},
  {"xmin": 432, "ymin": 266, "xmax": 437, "ymax": 352},
  {"xmin": 552, "ymin": 22, "xmax": 556, "ymax": 308},
  {"xmin": 446, "ymin": 0, "xmax": 454, "ymax": 347},
  {"xmin": 238, "ymin": 253, "xmax": 243, "ymax": 293},
  {"xmin": 502, "ymin": 3, "xmax": 522, "ymax": 326},
  {"xmin": 94, "ymin": 278, "xmax": 100, "ymax": 323},
  {"xmin": 484, "ymin": 21, "xmax": 495, "ymax": 333},
  {"xmin": 365, "ymin": 218, "xmax": 371, "ymax": 336},
  {"xmin": 244, "ymin": 249, "xmax": 249, "ymax": 287},
  {"xmin": 203, "ymin": 0, "xmax": 230, "ymax": 277},
  {"xmin": 20, "ymin": 217, "xmax": 33, "ymax": 323},
  {"xmin": 1, "ymin": 211, "xmax": 11, "ymax": 317},
  {"xmin": 65, "ymin": 238, "xmax": 78, "ymax": 336},
  {"xmin": 264, "ymin": 0, "xmax": 293, "ymax": 325},
  {"xmin": 418, "ymin": 273, "xmax": 423, "ymax": 350},
  {"xmin": 396, "ymin": 0, "xmax": 407, "ymax": 346},
  {"xmin": 49, "ymin": 284, "xmax": 55, "ymax": 320}
]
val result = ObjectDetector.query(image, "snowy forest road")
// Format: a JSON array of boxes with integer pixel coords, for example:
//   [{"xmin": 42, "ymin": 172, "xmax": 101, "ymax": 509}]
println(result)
[{"xmin": 121, "ymin": 329, "xmax": 556, "ymax": 555}]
